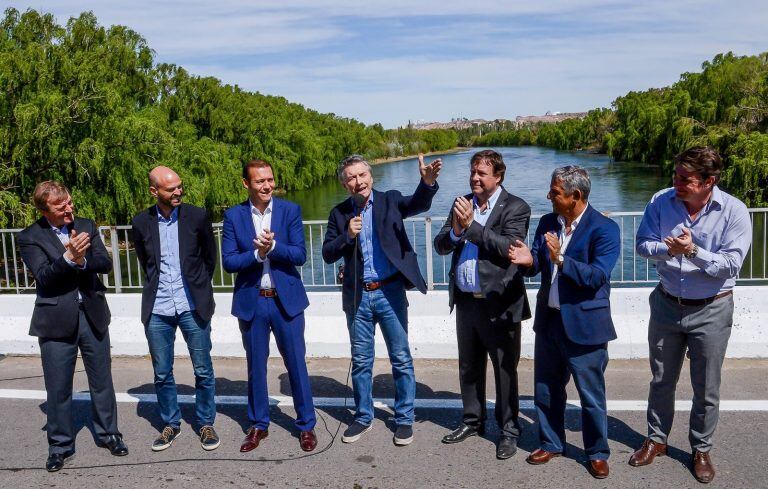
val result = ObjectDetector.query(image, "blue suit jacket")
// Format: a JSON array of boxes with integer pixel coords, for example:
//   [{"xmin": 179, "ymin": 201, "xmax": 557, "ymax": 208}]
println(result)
[
  {"xmin": 322, "ymin": 181, "xmax": 438, "ymax": 314},
  {"xmin": 222, "ymin": 198, "xmax": 309, "ymax": 320},
  {"xmin": 524, "ymin": 205, "xmax": 621, "ymax": 345}
]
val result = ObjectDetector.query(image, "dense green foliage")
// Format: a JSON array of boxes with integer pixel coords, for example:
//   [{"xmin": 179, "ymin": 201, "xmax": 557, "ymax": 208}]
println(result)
[
  {"xmin": 474, "ymin": 53, "xmax": 768, "ymax": 206},
  {"xmin": 0, "ymin": 9, "xmax": 458, "ymax": 227}
]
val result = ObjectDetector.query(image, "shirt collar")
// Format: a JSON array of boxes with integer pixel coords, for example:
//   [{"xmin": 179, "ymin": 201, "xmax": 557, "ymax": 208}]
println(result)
[
  {"xmin": 156, "ymin": 206, "xmax": 179, "ymax": 223},
  {"xmin": 557, "ymin": 203, "xmax": 589, "ymax": 231},
  {"xmin": 668, "ymin": 185, "xmax": 724, "ymax": 212},
  {"xmin": 250, "ymin": 199, "xmax": 273, "ymax": 216},
  {"xmin": 473, "ymin": 186, "xmax": 502, "ymax": 212},
  {"xmin": 47, "ymin": 221, "xmax": 69, "ymax": 235}
]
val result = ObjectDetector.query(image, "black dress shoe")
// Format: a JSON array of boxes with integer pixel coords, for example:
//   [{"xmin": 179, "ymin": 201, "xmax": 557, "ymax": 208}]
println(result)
[
  {"xmin": 496, "ymin": 436, "xmax": 518, "ymax": 460},
  {"xmin": 442, "ymin": 424, "xmax": 485, "ymax": 444},
  {"xmin": 46, "ymin": 450, "xmax": 75, "ymax": 472},
  {"xmin": 100, "ymin": 434, "xmax": 129, "ymax": 456}
]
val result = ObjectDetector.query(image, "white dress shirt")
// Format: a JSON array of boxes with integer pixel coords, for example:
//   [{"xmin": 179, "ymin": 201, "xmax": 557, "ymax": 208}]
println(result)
[
  {"xmin": 548, "ymin": 205, "xmax": 588, "ymax": 309},
  {"xmin": 250, "ymin": 200, "xmax": 276, "ymax": 289}
]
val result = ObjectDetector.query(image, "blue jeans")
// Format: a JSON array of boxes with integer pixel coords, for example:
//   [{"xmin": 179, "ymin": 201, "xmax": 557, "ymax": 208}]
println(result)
[
  {"xmin": 146, "ymin": 311, "xmax": 216, "ymax": 428},
  {"xmin": 345, "ymin": 281, "xmax": 415, "ymax": 426}
]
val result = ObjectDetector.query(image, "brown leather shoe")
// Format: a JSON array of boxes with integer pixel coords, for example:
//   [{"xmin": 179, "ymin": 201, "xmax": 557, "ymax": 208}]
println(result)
[
  {"xmin": 240, "ymin": 427, "xmax": 268, "ymax": 452},
  {"xmin": 692, "ymin": 450, "xmax": 715, "ymax": 483},
  {"xmin": 629, "ymin": 438, "xmax": 667, "ymax": 466},
  {"xmin": 526, "ymin": 448, "xmax": 562, "ymax": 465},
  {"xmin": 587, "ymin": 459, "xmax": 610, "ymax": 479},
  {"xmin": 300, "ymin": 429, "xmax": 317, "ymax": 452}
]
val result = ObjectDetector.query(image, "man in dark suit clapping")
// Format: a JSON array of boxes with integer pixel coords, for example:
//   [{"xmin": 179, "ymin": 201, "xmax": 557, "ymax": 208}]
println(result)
[
  {"xmin": 19, "ymin": 181, "xmax": 128, "ymax": 472},
  {"xmin": 434, "ymin": 150, "xmax": 531, "ymax": 460}
]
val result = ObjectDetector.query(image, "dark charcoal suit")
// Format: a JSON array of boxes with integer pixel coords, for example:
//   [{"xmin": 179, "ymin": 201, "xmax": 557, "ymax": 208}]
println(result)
[
  {"xmin": 434, "ymin": 187, "xmax": 531, "ymax": 437},
  {"xmin": 18, "ymin": 217, "xmax": 119, "ymax": 455}
]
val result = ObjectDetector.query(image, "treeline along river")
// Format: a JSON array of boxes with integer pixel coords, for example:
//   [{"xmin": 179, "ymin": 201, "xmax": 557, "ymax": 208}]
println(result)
[{"xmin": 283, "ymin": 147, "xmax": 765, "ymax": 288}]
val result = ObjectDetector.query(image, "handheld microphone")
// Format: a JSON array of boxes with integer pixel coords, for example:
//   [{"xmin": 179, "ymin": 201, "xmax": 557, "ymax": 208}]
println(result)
[{"xmin": 352, "ymin": 192, "xmax": 366, "ymax": 216}]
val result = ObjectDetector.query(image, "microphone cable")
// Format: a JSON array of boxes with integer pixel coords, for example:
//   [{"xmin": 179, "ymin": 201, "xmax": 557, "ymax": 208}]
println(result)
[{"xmin": 0, "ymin": 204, "xmax": 365, "ymax": 472}]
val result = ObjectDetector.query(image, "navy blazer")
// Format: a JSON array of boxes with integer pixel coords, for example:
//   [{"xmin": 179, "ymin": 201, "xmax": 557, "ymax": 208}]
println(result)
[
  {"xmin": 524, "ymin": 205, "xmax": 621, "ymax": 345},
  {"xmin": 322, "ymin": 181, "xmax": 438, "ymax": 314},
  {"xmin": 222, "ymin": 198, "xmax": 309, "ymax": 320},
  {"xmin": 18, "ymin": 217, "xmax": 112, "ymax": 338},
  {"xmin": 132, "ymin": 204, "xmax": 217, "ymax": 325}
]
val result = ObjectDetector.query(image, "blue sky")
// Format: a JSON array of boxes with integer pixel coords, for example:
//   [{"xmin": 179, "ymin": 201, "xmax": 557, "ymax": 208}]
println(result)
[{"xmin": 9, "ymin": 1, "xmax": 768, "ymax": 127}]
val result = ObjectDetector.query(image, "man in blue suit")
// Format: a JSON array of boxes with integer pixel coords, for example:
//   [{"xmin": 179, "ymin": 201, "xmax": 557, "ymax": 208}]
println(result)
[
  {"xmin": 222, "ymin": 159, "xmax": 317, "ymax": 453},
  {"xmin": 322, "ymin": 154, "xmax": 441, "ymax": 446},
  {"xmin": 508, "ymin": 166, "xmax": 620, "ymax": 479}
]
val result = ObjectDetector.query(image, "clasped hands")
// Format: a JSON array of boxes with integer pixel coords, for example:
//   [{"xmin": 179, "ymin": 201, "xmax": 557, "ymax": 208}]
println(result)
[
  {"xmin": 64, "ymin": 230, "xmax": 90, "ymax": 266},
  {"xmin": 253, "ymin": 229, "xmax": 274, "ymax": 259},
  {"xmin": 507, "ymin": 232, "xmax": 561, "ymax": 267},
  {"xmin": 664, "ymin": 227, "xmax": 695, "ymax": 256}
]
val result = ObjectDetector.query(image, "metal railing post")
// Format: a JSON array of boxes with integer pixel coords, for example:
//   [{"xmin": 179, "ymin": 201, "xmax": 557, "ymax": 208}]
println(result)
[
  {"xmin": 109, "ymin": 226, "xmax": 122, "ymax": 294},
  {"xmin": 425, "ymin": 217, "xmax": 434, "ymax": 290}
]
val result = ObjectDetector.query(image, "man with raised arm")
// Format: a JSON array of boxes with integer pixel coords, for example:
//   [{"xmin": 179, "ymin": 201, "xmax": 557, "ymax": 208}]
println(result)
[
  {"xmin": 434, "ymin": 149, "xmax": 531, "ymax": 460},
  {"xmin": 19, "ymin": 180, "xmax": 127, "ymax": 472},
  {"xmin": 322, "ymin": 154, "xmax": 441, "ymax": 446},
  {"xmin": 630, "ymin": 147, "xmax": 752, "ymax": 484},
  {"xmin": 509, "ymin": 166, "xmax": 620, "ymax": 479},
  {"xmin": 132, "ymin": 166, "xmax": 219, "ymax": 452}
]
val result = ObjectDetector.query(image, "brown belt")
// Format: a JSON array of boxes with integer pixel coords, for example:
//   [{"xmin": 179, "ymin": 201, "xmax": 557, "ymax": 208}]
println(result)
[
  {"xmin": 259, "ymin": 288, "xmax": 277, "ymax": 298},
  {"xmin": 363, "ymin": 274, "xmax": 401, "ymax": 292},
  {"xmin": 659, "ymin": 287, "xmax": 732, "ymax": 306}
]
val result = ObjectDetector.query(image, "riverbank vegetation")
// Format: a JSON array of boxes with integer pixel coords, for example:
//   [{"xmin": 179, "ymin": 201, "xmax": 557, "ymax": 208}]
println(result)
[
  {"xmin": 473, "ymin": 52, "xmax": 768, "ymax": 206},
  {"xmin": 0, "ymin": 9, "xmax": 458, "ymax": 226}
]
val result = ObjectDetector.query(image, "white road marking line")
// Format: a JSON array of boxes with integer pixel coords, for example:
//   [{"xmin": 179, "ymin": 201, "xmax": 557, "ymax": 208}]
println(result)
[{"xmin": 1, "ymin": 389, "xmax": 767, "ymax": 411}]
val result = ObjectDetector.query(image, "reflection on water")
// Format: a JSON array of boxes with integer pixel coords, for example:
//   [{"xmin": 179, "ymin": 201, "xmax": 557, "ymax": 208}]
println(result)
[{"xmin": 285, "ymin": 147, "xmax": 667, "ymax": 220}]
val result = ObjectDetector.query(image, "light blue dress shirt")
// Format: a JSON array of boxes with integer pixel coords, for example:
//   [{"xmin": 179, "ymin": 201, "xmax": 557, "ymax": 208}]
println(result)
[
  {"xmin": 636, "ymin": 186, "xmax": 752, "ymax": 299},
  {"xmin": 450, "ymin": 186, "xmax": 503, "ymax": 293},
  {"xmin": 153, "ymin": 206, "xmax": 195, "ymax": 316},
  {"xmin": 354, "ymin": 192, "xmax": 399, "ymax": 282}
]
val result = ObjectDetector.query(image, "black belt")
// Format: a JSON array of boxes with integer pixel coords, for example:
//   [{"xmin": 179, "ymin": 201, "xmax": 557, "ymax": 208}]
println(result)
[
  {"xmin": 363, "ymin": 274, "xmax": 400, "ymax": 292},
  {"xmin": 659, "ymin": 286, "xmax": 732, "ymax": 306},
  {"xmin": 259, "ymin": 288, "xmax": 277, "ymax": 298}
]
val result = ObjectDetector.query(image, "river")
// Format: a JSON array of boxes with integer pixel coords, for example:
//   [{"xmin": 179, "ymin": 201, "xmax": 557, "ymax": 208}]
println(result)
[{"xmin": 285, "ymin": 146, "xmax": 668, "ymax": 220}]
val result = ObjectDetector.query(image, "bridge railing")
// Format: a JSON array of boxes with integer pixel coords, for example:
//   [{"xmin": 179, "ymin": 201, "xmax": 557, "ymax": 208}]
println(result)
[{"xmin": 2, "ymin": 210, "xmax": 766, "ymax": 293}]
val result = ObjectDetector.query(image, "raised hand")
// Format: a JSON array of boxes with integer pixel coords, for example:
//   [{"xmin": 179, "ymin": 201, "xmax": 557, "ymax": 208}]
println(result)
[
  {"xmin": 544, "ymin": 231, "xmax": 561, "ymax": 263},
  {"xmin": 419, "ymin": 153, "xmax": 442, "ymax": 186},
  {"xmin": 347, "ymin": 215, "xmax": 363, "ymax": 240},
  {"xmin": 508, "ymin": 239, "xmax": 533, "ymax": 266}
]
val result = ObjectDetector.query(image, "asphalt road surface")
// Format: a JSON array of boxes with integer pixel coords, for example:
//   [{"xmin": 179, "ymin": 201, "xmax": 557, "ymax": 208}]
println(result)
[{"xmin": 0, "ymin": 355, "xmax": 766, "ymax": 488}]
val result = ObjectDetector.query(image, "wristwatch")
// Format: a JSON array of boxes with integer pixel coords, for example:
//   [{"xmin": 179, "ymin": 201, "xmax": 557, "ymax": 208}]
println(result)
[
  {"xmin": 556, "ymin": 253, "xmax": 564, "ymax": 267},
  {"xmin": 684, "ymin": 244, "xmax": 699, "ymax": 260}
]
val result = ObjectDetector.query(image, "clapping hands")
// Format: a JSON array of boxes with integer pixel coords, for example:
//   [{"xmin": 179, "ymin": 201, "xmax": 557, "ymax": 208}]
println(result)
[{"xmin": 253, "ymin": 229, "xmax": 275, "ymax": 259}]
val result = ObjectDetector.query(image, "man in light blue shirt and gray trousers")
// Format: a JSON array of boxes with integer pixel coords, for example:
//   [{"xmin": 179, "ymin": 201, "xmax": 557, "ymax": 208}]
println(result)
[{"xmin": 631, "ymin": 147, "xmax": 752, "ymax": 484}]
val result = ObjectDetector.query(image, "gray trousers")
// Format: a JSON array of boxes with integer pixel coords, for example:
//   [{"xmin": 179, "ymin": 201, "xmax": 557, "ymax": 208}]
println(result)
[
  {"xmin": 38, "ymin": 309, "xmax": 120, "ymax": 455},
  {"xmin": 646, "ymin": 286, "xmax": 733, "ymax": 452}
]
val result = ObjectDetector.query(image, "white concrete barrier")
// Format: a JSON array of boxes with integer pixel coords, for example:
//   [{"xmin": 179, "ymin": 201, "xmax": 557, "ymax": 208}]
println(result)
[{"xmin": 1, "ymin": 287, "xmax": 766, "ymax": 359}]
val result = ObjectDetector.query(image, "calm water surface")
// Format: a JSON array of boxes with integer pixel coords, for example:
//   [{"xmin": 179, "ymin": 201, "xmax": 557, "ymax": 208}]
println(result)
[{"xmin": 285, "ymin": 147, "xmax": 668, "ymax": 220}]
